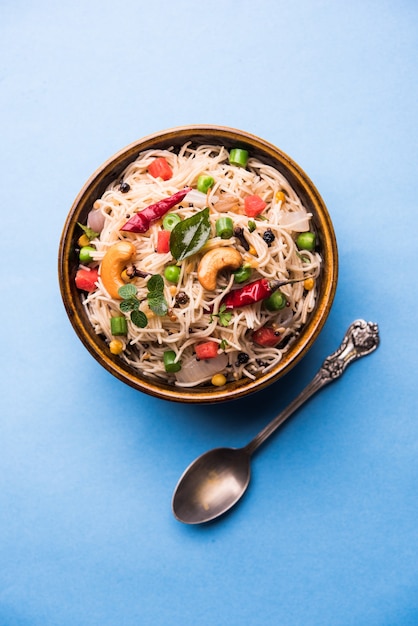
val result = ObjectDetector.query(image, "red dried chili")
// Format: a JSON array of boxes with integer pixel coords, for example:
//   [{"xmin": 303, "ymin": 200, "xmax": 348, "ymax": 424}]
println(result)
[
  {"xmin": 121, "ymin": 187, "xmax": 192, "ymax": 233},
  {"xmin": 223, "ymin": 278, "xmax": 272, "ymax": 309},
  {"xmin": 222, "ymin": 277, "xmax": 308, "ymax": 310}
]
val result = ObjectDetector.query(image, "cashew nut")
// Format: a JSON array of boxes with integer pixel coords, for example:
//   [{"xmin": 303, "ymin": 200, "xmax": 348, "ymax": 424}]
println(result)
[
  {"xmin": 100, "ymin": 240, "xmax": 136, "ymax": 299},
  {"xmin": 197, "ymin": 247, "xmax": 242, "ymax": 291}
]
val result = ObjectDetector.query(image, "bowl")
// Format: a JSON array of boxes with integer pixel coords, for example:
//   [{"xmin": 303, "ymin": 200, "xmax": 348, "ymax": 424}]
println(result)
[{"xmin": 58, "ymin": 125, "xmax": 338, "ymax": 403}]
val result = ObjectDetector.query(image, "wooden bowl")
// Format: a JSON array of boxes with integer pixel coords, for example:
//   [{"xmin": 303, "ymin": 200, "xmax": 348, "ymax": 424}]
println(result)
[{"xmin": 58, "ymin": 125, "xmax": 338, "ymax": 403}]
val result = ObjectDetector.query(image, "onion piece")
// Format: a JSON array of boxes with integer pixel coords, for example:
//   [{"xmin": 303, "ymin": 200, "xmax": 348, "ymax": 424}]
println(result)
[
  {"xmin": 274, "ymin": 307, "xmax": 294, "ymax": 328},
  {"xmin": 87, "ymin": 209, "xmax": 106, "ymax": 233},
  {"xmin": 184, "ymin": 189, "xmax": 207, "ymax": 208},
  {"xmin": 278, "ymin": 211, "xmax": 311, "ymax": 232},
  {"xmin": 175, "ymin": 353, "xmax": 228, "ymax": 384},
  {"xmin": 214, "ymin": 194, "xmax": 241, "ymax": 213}
]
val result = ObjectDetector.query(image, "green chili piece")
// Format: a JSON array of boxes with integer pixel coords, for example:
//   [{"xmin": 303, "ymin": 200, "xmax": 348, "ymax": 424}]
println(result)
[
  {"xmin": 162, "ymin": 213, "xmax": 181, "ymax": 231},
  {"xmin": 215, "ymin": 216, "xmax": 234, "ymax": 239},
  {"xmin": 110, "ymin": 316, "xmax": 128, "ymax": 336},
  {"xmin": 229, "ymin": 148, "xmax": 249, "ymax": 167}
]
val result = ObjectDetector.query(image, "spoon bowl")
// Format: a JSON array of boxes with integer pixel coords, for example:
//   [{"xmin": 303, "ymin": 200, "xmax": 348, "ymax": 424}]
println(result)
[
  {"xmin": 172, "ymin": 320, "xmax": 380, "ymax": 525},
  {"xmin": 173, "ymin": 448, "xmax": 251, "ymax": 524}
]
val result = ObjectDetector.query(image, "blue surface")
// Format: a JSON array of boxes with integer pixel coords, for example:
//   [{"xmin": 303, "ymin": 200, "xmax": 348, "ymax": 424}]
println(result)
[{"xmin": 1, "ymin": 2, "xmax": 417, "ymax": 625}]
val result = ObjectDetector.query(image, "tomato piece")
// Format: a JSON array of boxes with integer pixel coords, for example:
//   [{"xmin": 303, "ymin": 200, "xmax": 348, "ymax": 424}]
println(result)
[
  {"xmin": 148, "ymin": 157, "xmax": 173, "ymax": 181},
  {"xmin": 157, "ymin": 229, "xmax": 171, "ymax": 254},
  {"xmin": 195, "ymin": 341, "xmax": 219, "ymax": 360},
  {"xmin": 75, "ymin": 267, "xmax": 99, "ymax": 292},
  {"xmin": 244, "ymin": 194, "xmax": 267, "ymax": 217},
  {"xmin": 252, "ymin": 326, "xmax": 281, "ymax": 347}
]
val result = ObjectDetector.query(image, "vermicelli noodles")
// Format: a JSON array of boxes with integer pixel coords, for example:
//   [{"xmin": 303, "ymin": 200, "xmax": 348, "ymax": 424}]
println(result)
[{"xmin": 75, "ymin": 143, "xmax": 322, "ymax": 387}]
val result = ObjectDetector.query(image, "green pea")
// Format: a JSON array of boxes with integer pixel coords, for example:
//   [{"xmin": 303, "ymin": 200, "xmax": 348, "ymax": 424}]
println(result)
[
  {"xmin": 264, "ymin": 290, "xmax": 287, "ymax": 311},
  {"xmin": 296, "ymin": 232, "xmax": 316, "ymax": 251},
  {"xmin": 163, "ymin": 350, "xmax": 182, "ymax": 373},
  {"xmin": 162, "ymin": 213, "xmax": 181, "ymax": 231},
  {"xmin": 197, "ymin": 175, "xmax": 214, "ymax": 194},
  {"xmin": 233, "ymin": 265, "xmax": 252, "ymax": 283},
  {"xmin": 164, "ymin": 265, "xmax": 181, "ymax": 284},
  {"xmin": 79, "ymin": 245, "xmax": 95, "ymax": 263}
]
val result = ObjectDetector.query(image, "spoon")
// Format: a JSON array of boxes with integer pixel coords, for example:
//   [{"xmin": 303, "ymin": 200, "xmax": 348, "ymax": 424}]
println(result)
[{"xmin": 172, "ymin": 319, "xmax": 380, "ymax": 524}]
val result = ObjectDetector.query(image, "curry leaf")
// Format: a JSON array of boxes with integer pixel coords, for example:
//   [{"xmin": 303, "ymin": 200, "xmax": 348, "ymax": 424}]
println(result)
[{"xmin": 170, "ymin": 207, "xmax": 211, "ymax": 261}]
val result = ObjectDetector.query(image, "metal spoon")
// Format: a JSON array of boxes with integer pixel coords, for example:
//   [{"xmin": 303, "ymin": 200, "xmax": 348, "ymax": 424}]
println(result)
[{"xmin": 172, "ymin": 319, "xmax": 380, "ymax": 524}]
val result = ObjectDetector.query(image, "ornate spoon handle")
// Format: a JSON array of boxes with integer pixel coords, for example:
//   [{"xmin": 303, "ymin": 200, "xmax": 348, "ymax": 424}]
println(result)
[{"xmin": 245, "ymin": 319, "xmax": 380, "ymax": 455}]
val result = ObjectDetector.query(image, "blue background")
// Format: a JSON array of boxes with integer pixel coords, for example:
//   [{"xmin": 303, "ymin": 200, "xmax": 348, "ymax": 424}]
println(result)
[{"xmin": 1, "ymin": 1, "xmax": 417, "ymax": 625}]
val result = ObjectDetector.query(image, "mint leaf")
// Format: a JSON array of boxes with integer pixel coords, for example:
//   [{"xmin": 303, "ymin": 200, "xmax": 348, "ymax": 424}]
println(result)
[
  {"xmin": 120, "ymin": 298, "xmax": 139, "ymax": 313},
  {"xmin": 130, "ymin": 310, "xmax": 148, "ymax": 328},
  {"xmin": 118, "ymin": 283, "xmax": 137, "ymax": 299},
  {"xmin": 146, "ymin": 274, "xmax": 168, "ymax": 316},
  {"xmin": 147, "ymin": 274, "xmax": 164, "ymax": 294},
  {"xmin": 170, "ymin": 207, "xmax": 211, "ymax": 261},
  {"xmin": 77, "ymin": 222, "xmax": 99, "ymax": 240},
  {"xmin": 119, "ymin": 284, "xmax": 140, "ymax": 316},
  {"xmin": 219, "ymin": 311, "xmax": 232, "ymax": 327},
  {"xmin": 210, "ymin": 304, "xmax": 232, "ymax": 327},
  {"xmin": 148, "ymin": 294, "xmax": 168, "ymax": 317}
]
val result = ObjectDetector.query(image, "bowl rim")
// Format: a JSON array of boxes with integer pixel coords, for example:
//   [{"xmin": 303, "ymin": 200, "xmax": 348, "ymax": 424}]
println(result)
[{"xmin": 58, "ymin": 124, "xmax": 338, "ymax": 403}]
